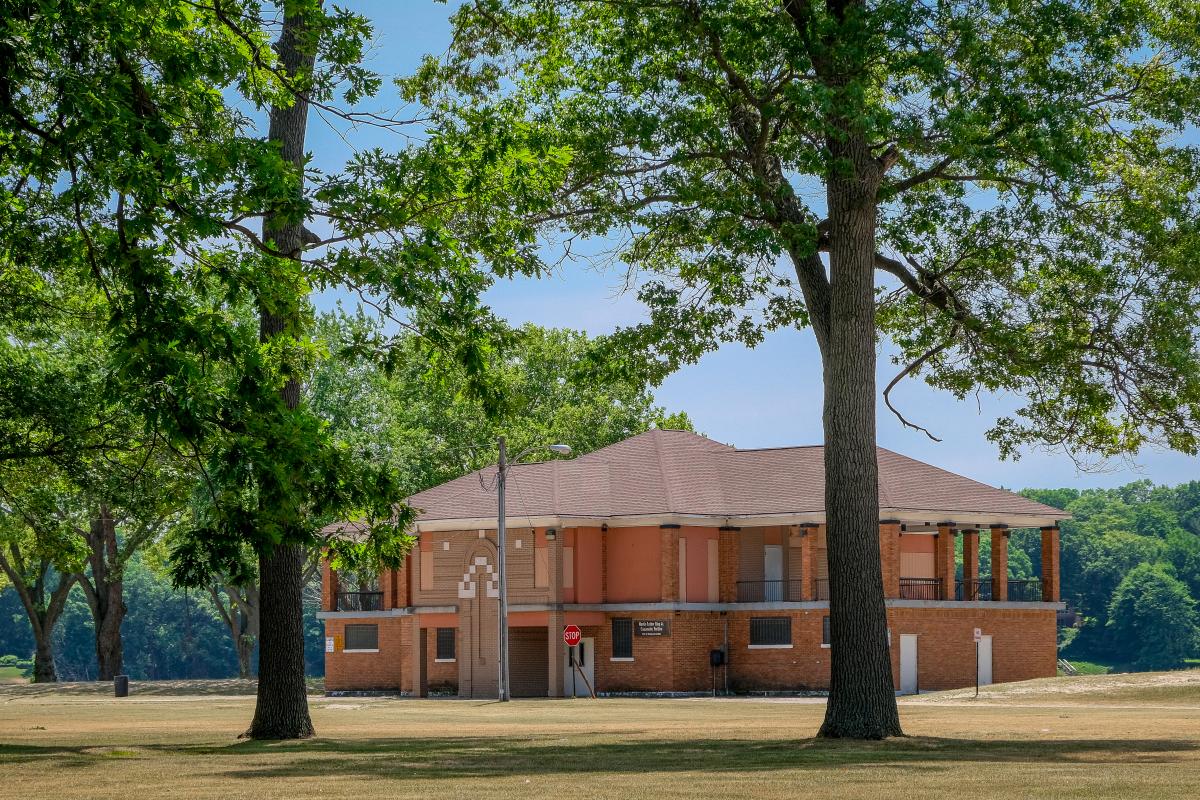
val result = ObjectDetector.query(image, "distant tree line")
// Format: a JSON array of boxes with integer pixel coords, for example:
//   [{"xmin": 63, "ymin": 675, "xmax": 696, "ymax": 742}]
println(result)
[
  {"xmin": 6, "ymin": 474, "xmax": 1198, "ymax": 680},
  {"xmin": 1018, "ymin": 484, "xmax": 1200, "ymax": 671}
]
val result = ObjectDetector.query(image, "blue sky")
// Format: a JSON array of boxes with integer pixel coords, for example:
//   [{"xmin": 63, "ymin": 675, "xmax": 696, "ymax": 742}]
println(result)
[{"xmin": 306, "ymin": 1, "xmax": 1198, "ymax": 492}]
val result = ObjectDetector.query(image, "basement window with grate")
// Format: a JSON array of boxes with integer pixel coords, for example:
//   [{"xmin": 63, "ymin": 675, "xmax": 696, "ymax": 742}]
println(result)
[
  {"xmin": 435, "ymin": 627, "xmax": 456, "ymax": 662},
  {"xmin": 749, "ymin": 617, "xmax": 792, "ymax": 648},
  {"xmin": 345, "ymin": 624, "xmax": 379, "ymax": 652},
  {"xmin": 611, "ymin": 618, "xmax": 633, "ymax": 660}
]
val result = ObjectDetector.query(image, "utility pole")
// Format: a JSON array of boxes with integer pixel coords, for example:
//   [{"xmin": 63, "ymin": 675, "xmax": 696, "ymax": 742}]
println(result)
[
  {"xmin": 497, "ymin": 435, "xmax": 510, "ymax": 702},
  {"xmin": 493, "ymin": 437, "xmax": 569, "ymax": 703}
]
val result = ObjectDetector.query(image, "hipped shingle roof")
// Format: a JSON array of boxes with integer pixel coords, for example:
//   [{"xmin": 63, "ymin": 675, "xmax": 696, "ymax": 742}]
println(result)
[{"xmin": 406, "ymin": 429, "xmax": 1065, "ymax": 525}]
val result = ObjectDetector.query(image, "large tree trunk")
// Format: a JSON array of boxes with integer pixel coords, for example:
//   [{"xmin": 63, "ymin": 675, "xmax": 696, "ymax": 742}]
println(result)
[
  {"xmin": 245, "ymin": 7, "xmax": 317, "ymax": 741},
  {"xmin": 817, "ymin": 132, "xmax": 903, "ymax": 739},
  {"xmin": 84, "ymin": 506, "xmax": 126, "ymax": 680},
  {"xmin": 212, "ymin": 583, "xmax": 260, "ymax": 679},
  {"xmin": 248, "ymin": 543, "xmax": 312, "ymax": 738},
  {"xmin": 32, "ymin": 630, "xmax": 57, "ymax": 683},
  {"xmin": 0, "ymin": 550, "xmax": 75, "ymax": 684}
]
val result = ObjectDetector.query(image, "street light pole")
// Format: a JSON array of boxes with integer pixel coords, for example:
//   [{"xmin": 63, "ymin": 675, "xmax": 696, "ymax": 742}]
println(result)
[{"xmin": 497, "ymin": 435, "xmax": 510, "ymax": 702}]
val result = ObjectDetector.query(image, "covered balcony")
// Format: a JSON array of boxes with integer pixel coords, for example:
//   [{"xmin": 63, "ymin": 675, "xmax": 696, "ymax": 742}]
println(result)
[{"xmin": 730, "ymin": 522, "xmax": 1060, "ymax": 604}]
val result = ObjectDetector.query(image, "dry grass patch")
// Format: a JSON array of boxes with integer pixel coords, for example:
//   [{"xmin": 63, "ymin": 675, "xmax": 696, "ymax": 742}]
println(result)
[{"xmin": 0, "ymin": 673, "xmax": 1198, "ymax": 799}]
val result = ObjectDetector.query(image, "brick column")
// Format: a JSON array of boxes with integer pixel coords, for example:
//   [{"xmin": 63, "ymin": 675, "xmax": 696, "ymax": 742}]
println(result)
[
  {"xmin": 799, "ymin": 525, "xmax": 816, "ymax": 601},
  {"xmin": 879, "ymin": 521, "xmax": 901, "ymax": 599},
  {"xmin": 396, "ymin": 553, "xmax": 410, "ymax": 608},
  {"xmin": 380, "ymin": 569, "xmax": 394, "ymax": 611},
  {"xmin": 991, "ymin": 526, "xmax": 1009, "ymax": 601},
  {"xmin": 547, "ymin": 528, "xmax": 565, "ymax": 697},
  {"xmin": 322, "ymin": 556, "xmax": 338, "ymax": 611},
  {"xmin": 961, "ymin": 529, "xmax": 979, "ymax": 600},
  {"xmin": 936, "ymin": 523, "xmax": 957, "ymax": 600},
  {"xmin": 408, "ymin": 617, "xmax": 426, "ymax": 697},
  {"xmin": 718, "ymin": 528, "xmax": 739, "ymax": 603},
  {"xmin": 1041, "ymin": 526, "xmax": 1061, "ymax": 602},
  {"xmin": 660, "ymin": 527, "xmax": 679, "ymax": 602}
]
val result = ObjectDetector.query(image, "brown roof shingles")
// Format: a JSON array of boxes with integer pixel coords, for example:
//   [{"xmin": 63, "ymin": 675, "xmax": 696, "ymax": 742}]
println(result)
[{"xmin": 405, "ymin": 429, "xmax": 1065, "ymax": 524}]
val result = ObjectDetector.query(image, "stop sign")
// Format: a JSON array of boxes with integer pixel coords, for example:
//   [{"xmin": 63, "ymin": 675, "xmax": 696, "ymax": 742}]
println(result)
[{"xmin": 563, "ymin": 624, "xmax": 582, "ymax": 647}]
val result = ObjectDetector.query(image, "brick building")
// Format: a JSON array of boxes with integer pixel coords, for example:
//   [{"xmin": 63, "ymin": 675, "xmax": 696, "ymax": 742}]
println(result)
[{"xmin": 319, "ymin": 429, "xmax": 1066, "ymax": 696}]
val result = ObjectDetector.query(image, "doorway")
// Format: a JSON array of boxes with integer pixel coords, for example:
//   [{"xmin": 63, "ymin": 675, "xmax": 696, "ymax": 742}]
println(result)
[
  {"xmin": 977, "ymin": 634, "xmax": 993, "ymax": 686},
  {"xmin": 563, "ymin": 637, "xmax": 595, "ymax": 697},
  {"xmin": 899, "ymin": 634, "xmax": 919, "ymax": 694},
  {"xmin": 763, "ymin": 545, "xmax": 783, "ymax": 601}
]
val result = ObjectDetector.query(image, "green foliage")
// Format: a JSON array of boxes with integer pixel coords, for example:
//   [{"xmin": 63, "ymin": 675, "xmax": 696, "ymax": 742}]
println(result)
[
  {"xmin": 411, "ymin": 0, "xmax": 1200, "ymax": 463},
  {"xmin": 1, "ymin": 1, "xmax": 572, "ymax": 590},
  {"xmin": 308, "ymin": 310, "xmax": 693, "ymax": 498},
  {"xmin": 1106, "ymin": 564, "xmax": 1199, "ymax": 671}
]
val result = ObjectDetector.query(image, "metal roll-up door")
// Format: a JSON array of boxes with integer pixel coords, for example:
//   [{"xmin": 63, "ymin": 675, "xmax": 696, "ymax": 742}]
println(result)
[{"xmin": 509, "ymin": 627, "xmax": 550, "ymax": 697}]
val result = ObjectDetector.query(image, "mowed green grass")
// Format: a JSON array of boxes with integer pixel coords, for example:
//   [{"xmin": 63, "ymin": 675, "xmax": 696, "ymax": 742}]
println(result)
[{"xmin": 2, "ymin": 674, "xmax": 1200, "ymax": 800}]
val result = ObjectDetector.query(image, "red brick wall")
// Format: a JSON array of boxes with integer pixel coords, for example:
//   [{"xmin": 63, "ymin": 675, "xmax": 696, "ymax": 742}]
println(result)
[
  {"xmin": 323, "ymin": 617, "xmax": 405, "ymax": 691},
  {"xmin": 886, "ymin": 606, "xmax": 1057, "ymax": 689},
  {"xmin": 587, "ymin": 607, "xmax": 1056, "ymax": 694}
]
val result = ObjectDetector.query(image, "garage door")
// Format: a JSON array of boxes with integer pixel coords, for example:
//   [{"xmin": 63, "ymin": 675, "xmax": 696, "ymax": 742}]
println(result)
[{"xmin": 509, "ymin": 627, "xmax": 549, "ymax": 697}]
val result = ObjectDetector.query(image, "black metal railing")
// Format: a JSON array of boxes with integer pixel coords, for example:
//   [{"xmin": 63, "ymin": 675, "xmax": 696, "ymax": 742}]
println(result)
[
  {"xmin": 1007, "ymin": 579, "xmax": 1043, "ymax": 602},
  {"xmin": 899, "ymin": 577, "xmax": 942, "ymax": 600},
  {"xmin": 954, "ymin": 577, "xmax": 1042, "ymax": 602},
  {"xmin": 736, "ymin": 579, "xmax": 806, "ymax": 602},
  {"xmin": 955, "ymin": 577, "xmax": 993, "ymax": 601},
  {"xmin": 335, "ymin": 591, "xmax": 383, "ymax": 612}
]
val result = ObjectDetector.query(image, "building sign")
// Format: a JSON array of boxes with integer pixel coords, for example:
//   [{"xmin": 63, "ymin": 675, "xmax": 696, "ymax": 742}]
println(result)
[
  {"xmin": 326, "ymin": 637, "xmax": 335, "ymax": 653},
  {"xmin": 635, "ymin": 620, "xmax": 670, "ymax": 637}
]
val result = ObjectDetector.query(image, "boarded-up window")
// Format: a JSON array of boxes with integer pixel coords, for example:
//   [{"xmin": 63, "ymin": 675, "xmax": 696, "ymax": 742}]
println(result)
[
  {"xmin": 678, "ymin": 538, "xmax": 687, "ymax": 602},
  {"xmin": 899, "ymin": 551, "xmax": 936, "ymax": 578},
  {"xmin": 707, "ymin": 539, "xmax": 719, "ymax": 602},
  {"xmin": 435, "ymin": 628, "xmax": 456, "ymax": 661},
  {"xmin": 345, "ymin": 624, "xmax": 378, "ymax": 651},
  {"xmin": 420, "ymin": 551, "xmax": 433, "ymax": 591},
  {"xmin": 612, "ymin": 618, "xmax": 633, "ymax": 659},
  {"xmin": 563, "ymin": 546, "xmax": 574, "ymax": 588},
  {"xmin": 535, "ymin": 546, "xmax": 548, "ymax": 588},
  {"xmin": 749, "ymin": 617, "xmax": 791, "ymax": 646},
  {"xmin": 822, "ymin": 616, "xmax": 830, "ymax": 646}
]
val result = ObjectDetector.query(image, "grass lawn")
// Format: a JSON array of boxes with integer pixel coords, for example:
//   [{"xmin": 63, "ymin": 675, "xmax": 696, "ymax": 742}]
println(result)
[{"xmin": 2, "ymin": 673, "xmax": 1200, "ymax": 799}]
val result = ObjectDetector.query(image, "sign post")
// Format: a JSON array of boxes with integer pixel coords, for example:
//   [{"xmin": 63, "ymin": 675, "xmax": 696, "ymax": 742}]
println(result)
[
  {"xmin": 563, "ymin": 625, "xmax": 595, "ymax": 699},
  {"xmin": 973, "ymin": 628, "xmax": 982, "ymax": 698}
]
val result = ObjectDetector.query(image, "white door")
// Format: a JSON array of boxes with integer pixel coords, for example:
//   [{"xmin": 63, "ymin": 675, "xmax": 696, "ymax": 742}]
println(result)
[
  {"xmin": 763, "ymin": 545, "xmax": 783, "ymax": 601},
  {"xmin": 900, "ymin": 634, "xmax": 919, "ymax": 694},
  {"xmin": 977, "ymin": 635, "xmax": 993, "ymax": 686},
  {"xmin": 563, "ymin": 637, "xmax": 596, "ymax": 697}
]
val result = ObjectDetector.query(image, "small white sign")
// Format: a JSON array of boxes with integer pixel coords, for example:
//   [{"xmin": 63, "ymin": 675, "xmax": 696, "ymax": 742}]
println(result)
[
  {"xmin": 973, "ymin": 628, "xmax": 983, "ymax": 643},
  {"xmin": 325, "ymin": 637, "xmax": 335, "ymax": 653}
]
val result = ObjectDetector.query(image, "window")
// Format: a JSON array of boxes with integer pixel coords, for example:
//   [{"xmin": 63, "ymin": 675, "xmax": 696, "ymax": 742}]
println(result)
[
  {"xmin": 345, "ymin": 624, "xmax": 378, "ymax": 651},
  {"xmin": 611, "ymin": 618, "xmax": 633, "ymax": 660},
  {"xmin": 749, "ymin": 617, "xmax": 791, "ymax": 647},
  {"xmin": 822, "ymin": 616, "xmax": 831, "ymax": 647},
  {"xmin": 435, "ymin": 628, "xmax": 456, "ymax": 661}
]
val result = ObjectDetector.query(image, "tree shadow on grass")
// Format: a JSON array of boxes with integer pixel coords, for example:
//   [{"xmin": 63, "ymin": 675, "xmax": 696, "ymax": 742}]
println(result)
[{"xmin": 0, "ymin": 736, "xmax": 1194, "ymax": 780}]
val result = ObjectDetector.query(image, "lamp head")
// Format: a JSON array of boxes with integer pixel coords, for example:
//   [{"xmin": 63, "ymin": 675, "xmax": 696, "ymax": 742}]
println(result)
[{"xmin": 548, "ymin": 444, "xmax": 572, "ymax": 455}]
